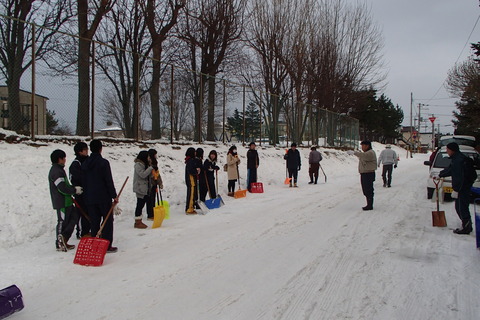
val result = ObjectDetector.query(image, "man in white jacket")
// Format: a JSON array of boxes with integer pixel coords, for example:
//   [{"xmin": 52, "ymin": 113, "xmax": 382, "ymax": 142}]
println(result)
[{"xmin": 377, "ymin": 144, "xmax": 398, "ymax": 188}]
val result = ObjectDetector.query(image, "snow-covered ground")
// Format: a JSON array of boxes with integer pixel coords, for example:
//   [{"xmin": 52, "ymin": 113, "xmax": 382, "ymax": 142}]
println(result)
[{"xmin": 1, "ymin": 136, "xmax": 479, "ymax": 320}]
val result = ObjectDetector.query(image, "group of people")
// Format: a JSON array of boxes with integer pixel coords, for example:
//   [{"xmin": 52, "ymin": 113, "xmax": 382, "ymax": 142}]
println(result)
[{"xmin": 48, "ymin": 140, "xmax": 118, "ymax": 253}]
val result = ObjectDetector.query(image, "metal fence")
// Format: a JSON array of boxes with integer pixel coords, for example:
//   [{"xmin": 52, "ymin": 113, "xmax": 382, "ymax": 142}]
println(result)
[{"xmin": 0, "ymin": 17, "xmax": 359, "ymax": 148}]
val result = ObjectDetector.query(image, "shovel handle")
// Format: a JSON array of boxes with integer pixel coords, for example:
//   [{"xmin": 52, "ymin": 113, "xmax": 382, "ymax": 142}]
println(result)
[{"xmin": 96, "ymin": 176, "xmax": 129, "ymax": 238}]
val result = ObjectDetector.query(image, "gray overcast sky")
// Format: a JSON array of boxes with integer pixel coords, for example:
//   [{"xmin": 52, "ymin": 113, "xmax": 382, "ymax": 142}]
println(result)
[{"xmin": 368, "ymin": 0, "xmax": 480, "ymax": 134}]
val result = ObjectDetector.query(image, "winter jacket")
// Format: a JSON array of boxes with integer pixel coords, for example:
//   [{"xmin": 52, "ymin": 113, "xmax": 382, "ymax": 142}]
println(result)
[
  {"xmin": 308, "ymin": 150, "xmax": 322, "ymax": 164},
  {"xmin": 378, "ymin": 149, "xmax": 398, "ymax": 166},
  {"xmin": 246, "ymin": 149, "xmax": 259, "ymax": 169},
  {"xmin": 354, "ymin": 149, "xmax": 377, "ymax": 173},
  {"xmin": 49, "ymin": 163, "xmax": 76, "ymax": 209},
  {"xmin": 133, "ymin": 159, "xmax": 153, "ymax": 198},
  {"xmin": 82, "ymin": 152, "xmax": 117, "ymax": 206},
  {"xmin": 439, "ymin": 151, "xmax": 473, "ymax": 192},
  {"xmin": 204, "ymin": 158, "xmax": 220, "ymax": 179},
  {"xmin": 185, "ymin": 156, "xmax": 200, "ymax": 184},
  {"xmin": 227, "ymin": 153, "xmax": 240, "ymax": 180},
  {"xmin": 150, "ymin": 168, "xmax": 163, "ymax": 190},
  {"xmin": 284, "ymin": 149, "xmax": 301, "ymax": 170},
  {"xmin": 69, "ymin": 155, "xmax": 88, "ymax": 187}
]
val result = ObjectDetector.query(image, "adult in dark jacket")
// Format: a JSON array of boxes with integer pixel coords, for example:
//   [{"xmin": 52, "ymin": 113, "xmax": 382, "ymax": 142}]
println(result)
[
  {"xmin": 284, "ymin": 143, "xmax": 301, "ymax": 187},
  {"xmin": 69, "ymin": 142, "xmax": 90, "ymax": 238},
  {"xmin": 204, "ymin": 150, "xmax": 220, "ymax": 199},
  {"xmin": 49, "ymin": 149, "xmax": 82, "ymax": 252},
  {"xmin": 308, "ymin": 146, "xmax": 322, "ymax": 184},
  {"xmin": 438, "ymin": 142, "xmax": 476, "ymax": 234},
  {"xmin": 82, "ymin": 140, "xmax": 118, "ymax": 252},
  {"xmin": 246, "ymin": 142, "xmax": 260, "ymax": 192},
  {"xmin": 185, "ymin": 147, "xmax": 201, "ymax": 214}
]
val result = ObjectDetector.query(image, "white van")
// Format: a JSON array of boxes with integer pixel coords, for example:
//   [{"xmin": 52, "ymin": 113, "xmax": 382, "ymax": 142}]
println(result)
[{"xmin": 438, "ymin": 135, "xmax": 476, "ymax": 148}]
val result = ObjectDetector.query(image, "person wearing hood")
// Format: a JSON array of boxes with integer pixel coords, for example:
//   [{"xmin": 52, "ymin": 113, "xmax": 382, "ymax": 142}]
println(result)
[
  {"xmin": 82, "ymin": 140, "xmax": 118, "ymax": 253},
  {"xmin": 246, "ymin": 142, "xmax": 260, "ymax": 192},
  {"xmin": 377, "ymin": 144, "xmax": 398, "ymax": 188},
  {"xmin": 49, "ymin": 149, "xmax": 82, "ymax": 252},
  {"xmin": 226, "ymin": 145, "xmax": 241, "ymax": 196},
  {"xmin": 132, "ymin": 151, "xmax": 154, "ymax": 229},
  {"xmin": 204, "ymin": 150, "xmax": 220, "ymax": 199},
  {"xmin": 69, "ymin": 142, "xmax": 90, "ymax": 238},
  {"xmin": 352, "ymin": 140, "xmax": 377, "ymax": 210},
  {"xmin": 185, "ymin": 147, "xmax": 201, "ymax": 214}
]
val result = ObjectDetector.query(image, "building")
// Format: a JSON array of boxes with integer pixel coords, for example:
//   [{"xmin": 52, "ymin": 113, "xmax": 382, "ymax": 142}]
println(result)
[{"xmin": 0, "ymin": 86, "xmax": 48, "ymax": 135}]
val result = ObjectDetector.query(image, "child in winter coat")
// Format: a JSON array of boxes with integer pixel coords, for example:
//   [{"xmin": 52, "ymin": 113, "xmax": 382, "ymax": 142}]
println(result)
[
  {"xmin": 48, "ymin": 149, "xmax": 83, "ymax": 252},
  {"xmin": 246, "ymin": 142, "xmax": 260, "ymax": 192},
  {"xmin": 204, "ymin": 150, "xmax": 220, "ymax": 199},
  {"xmin": 284, "ymin": 143, "xmax": 301, "ymax": 187},
  {"xmin": 133, "ymin": 151, "xmax": 154, "ymax": 228},
  {"xmin": 185, "ymin": 147, "xmax": 201, "ymax": 214},
  {"xmin": 69, "ymin": 142, "xmax": 90, "ymax": 239},
  {"xmin": 226, "ymin": 145, "xmax": 241, "ymax": 196}
]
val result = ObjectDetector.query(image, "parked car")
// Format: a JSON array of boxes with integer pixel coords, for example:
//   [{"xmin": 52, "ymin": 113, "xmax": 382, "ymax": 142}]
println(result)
[
  {"xmin": 424, "ymin": 145, "xmax": 480, "ymax": 201},
  {"xmin": 438, "ymin": 135, "xmax": 476, "ymax": 148}
]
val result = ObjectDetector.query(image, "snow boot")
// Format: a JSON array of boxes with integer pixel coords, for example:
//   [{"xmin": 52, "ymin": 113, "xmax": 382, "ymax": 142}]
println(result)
[
  {"xmin": 134, "ymin": 217, "xmax": 148, "ymax": 229},
  {"xmin": 362, "ymin": 198, "xmax": 373, "ymax": 211},
  {"xmin": 57, "ymin": 234, "xmax": 67, "ymax": 252},
  {"xmin": 453, "ymin": 220, "xmax": 473, "ymax": 234},
  {"xmin": 228, "ymin": 192, "xmax": 234, "ymax": 197},
  {"xmin": 294, "ymin": 183, "xmax": 298, "ymax": 187},
  {"xmin": 289, "ymin": 182, "xmax": 292, "ymax": 187}
]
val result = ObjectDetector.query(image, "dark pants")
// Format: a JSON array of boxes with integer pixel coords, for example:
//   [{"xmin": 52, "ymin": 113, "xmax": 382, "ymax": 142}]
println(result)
[
  {"xmin": 288, "ymin": 168, "xmax": 299, "ymax": 183},
  {"xmin": 360, "ymin": 172, "xmax": 375, "ymax": 207},
  {"xmin": 199, "ymin": 177, "xmax": 208, "ymax": 202},
  {"xmin": 381, "ymin": 164, "xmax": 393, "ymax": 186},
  {"xmin": 185, "ymin": 175, "xmax": 197, "ymax": 212},
  {"xmin": 74, "ymin": 196, "xmax": 91, "ymax": 237},
  {"xmin": 55, "ymin": 206, "xmax": 78, "ymax": 247},
  {"xmin": 206, "ymin": 175, "xmax": 217, "ymax": 199},
  {"xmin": 455, "ymin": 189, "xmax": 472, "ymax": 223},
  {"xmin": 228, "ymin": 180, "xmax": 236, "ymax": 193},
  {"xmin": 88, "ymin": 201, "xmax": 114, "ymax": 246},
  {"xmin": 149, "ymin": 186, "xmax": 157, "ymax": 218},
  {"xmin": 247, "ymin": 168, "xmax": 257, "ymax": 191},
  {"xmin": 309, "ymin": 163, "xmax": 319, "ymax": 183},
  {"xmin": 135, "ymin": 194, "xmax": 152, "ymax": 218}
]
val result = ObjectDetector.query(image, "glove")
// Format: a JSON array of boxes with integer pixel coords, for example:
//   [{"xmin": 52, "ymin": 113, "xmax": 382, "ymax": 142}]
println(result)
[
  {"xmin": 75, "ymin": 186, "xmax": 83, "ymax": 195},
  {"xmin": 394, "ymin": 165, "xmax": 397, "ymax": 168},
  {"xmin": 347, "ymin": 150, "xmax": 354, "ymax": 155},
  {"xmin": 113, "ymin": 206, "xmax": 122, "ymax": 216},
  {"xmin": 451, "ymin": 191, "xmax": 458, "ymax": 199}
]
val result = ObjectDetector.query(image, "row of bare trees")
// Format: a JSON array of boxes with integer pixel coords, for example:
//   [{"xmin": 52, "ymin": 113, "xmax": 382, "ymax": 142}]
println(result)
[{"xmin": 0, "ymin": 0, "xmax": 384, "ymax": 144}]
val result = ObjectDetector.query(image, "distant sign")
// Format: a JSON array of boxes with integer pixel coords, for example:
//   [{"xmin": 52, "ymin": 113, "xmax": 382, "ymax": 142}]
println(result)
[{"xmin": 429, "ymin": 117, "xmax": 436, "ymax": 123}]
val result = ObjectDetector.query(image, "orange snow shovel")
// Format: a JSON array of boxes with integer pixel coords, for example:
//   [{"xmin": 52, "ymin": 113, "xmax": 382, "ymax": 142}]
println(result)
[
  {"xmin": 74, "ymin": 176, "xmax": 129, "ymax": 266},
  {"xmin": 234, "ymin": 165, "xmax": 247, "ymax": 199},
  {"xmin": 432, "ymin": 178, "xmax": 447, "ymax": 227}
]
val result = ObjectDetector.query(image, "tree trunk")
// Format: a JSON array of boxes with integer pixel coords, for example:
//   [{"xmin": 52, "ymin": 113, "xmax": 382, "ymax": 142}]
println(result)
[
  {"xmin": 150, "ymin": 45, "xmax": 162, "ymax": 139},
  {"xmin": 76, "ymin": 37, "xmax": 90, "ymax": 136},
  {"xmin": 206, "ymin": 74, "xmax": 216, "ymax": 141}
]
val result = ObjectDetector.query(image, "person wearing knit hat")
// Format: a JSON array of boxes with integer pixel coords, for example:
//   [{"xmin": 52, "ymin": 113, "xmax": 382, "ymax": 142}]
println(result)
[
  {"xmin": 378, "ymin": 144, "xmax": 398, "ymax": 188},
  {"xmin": 438, "ymin": 142, "xmax": 476, "ymax": 234}
]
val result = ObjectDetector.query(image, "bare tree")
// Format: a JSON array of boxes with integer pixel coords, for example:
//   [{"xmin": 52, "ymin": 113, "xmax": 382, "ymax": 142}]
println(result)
[
  {"xmin": 446, "ymin": 57, "xmax": 480, "ymax": 99},
  {"xmin": 0, "ymin": 0, "xmax": 73, "ymax": 133},
  {"xmin": 142, "ymin": 0, "xmax": 185, "ymax": 139},
  {"xmin": 76, "ymin": 0, "xmax": 115, "ymax": 136}
]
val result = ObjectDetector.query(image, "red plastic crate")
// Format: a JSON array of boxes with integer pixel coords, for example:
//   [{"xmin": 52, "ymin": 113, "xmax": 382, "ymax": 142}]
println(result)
[
  {"xmin": 73, "ymin": 237, "xmax": 110, "ymax": 266},
  {"xmin": 250, "ymin": 182, "xmax": 264, "ymax": 193}
]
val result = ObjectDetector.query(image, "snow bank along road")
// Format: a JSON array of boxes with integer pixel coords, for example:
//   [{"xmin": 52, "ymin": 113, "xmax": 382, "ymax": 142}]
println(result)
[{"xmin": 1, "ymin": 151, "xmax": 480, "ymax": 320}]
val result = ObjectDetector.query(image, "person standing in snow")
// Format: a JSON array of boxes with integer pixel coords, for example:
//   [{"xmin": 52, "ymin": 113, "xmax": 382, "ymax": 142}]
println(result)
[
  {"xmin": 49, "ymin": 149, "xmax": 82, "ymax": 252},
  {"xmin": 377, "ymin": 144, "xmax": 398, "ymax": 188},
  {"xmin": 226, "ymin": 145, "xmax": 241, "ymax": 196},
  {"xmin": 82, "ymin": 140, "xmax": 119, "ymax": 253},
  {"xmin": 196, "ymin": 148, "xmax": 208, "ymax": 202},
  {"xmin": 284, "ymin": 143, "xmax": 301, "ymax": 187},
  {"xmin": 69, "ymin": 142, "xmax": 90, "ymax": 239},
  {"xmin": 204, "ymin": 150, "xmax": 220, "ymax": 199},
  {"xmin": 246, "ymin": 142, "xmax": 260, "ymax": 192},
  {"xmin": 308, "ymin": 146, "xmax": 322, "ymax": 184},
  {"xmin": 185, "ymin": 147, "xmax": 201, "ymax": 214},
  {"xmin": 438, "ymin": 142, "xmax": 477, "ymax": 234},
  {"xmin": 132, "ymin": 151, "xmax": 154, "ymax": 229},
  {"xmin": 148, "ymin": 149, "xmax": 163, "ymax": 220},
  {"xmin": 350, "ymin": 140, "xmax": 377, "ymax": 210}
]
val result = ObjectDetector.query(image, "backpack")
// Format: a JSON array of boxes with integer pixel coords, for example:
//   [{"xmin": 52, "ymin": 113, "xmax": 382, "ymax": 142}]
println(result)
[{"xmin": 464, "ymin": 156, "xmax": 478, "ymax": 185}]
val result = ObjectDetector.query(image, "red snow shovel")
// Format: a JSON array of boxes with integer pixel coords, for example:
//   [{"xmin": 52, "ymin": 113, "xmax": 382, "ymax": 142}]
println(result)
[
  {"xmin": 74, "ymin": 176, "xmax": 129, "ymax": 266},
  {"xmin": 432, "ymin": 178, "xmax": 447, "ymax": 227}
]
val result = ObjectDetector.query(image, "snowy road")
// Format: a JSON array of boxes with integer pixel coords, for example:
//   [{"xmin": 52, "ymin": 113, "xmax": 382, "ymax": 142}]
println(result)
[{"xmin": 1, "ymin": 142, "xmax": 479, "ymax": 320}]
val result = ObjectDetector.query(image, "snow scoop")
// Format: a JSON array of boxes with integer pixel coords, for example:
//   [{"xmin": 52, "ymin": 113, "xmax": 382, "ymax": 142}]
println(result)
[
  {"xmin": 319, "ymin": 162, "xmax": 327, "ymax": 183},
  {"xmin": 250, "ymin": 182, "xmax": 264, "ymax": 193},
  {"xmin": 215, "ymin": 171, "xmax": 225, "ymax": 205},
  {"xmin": 204, "ymin": 171, "xmax": 222, "ymax": 209},
  {"xmin": 234, "ymin": 165, "xmax": 247, "ymax": 199},
  {"xmin": 74, "ymin": 176, "xmax": 129, "ymax": 266},
  {"xmin": 157, "ymin": 187, "xmax": 170, "ymax": 220},
  {"xmin": 284, "ymin": 166, "xmax": 292, "ymax": 185},
  {"xmin": 0, "ymin": 284, "xmax": 24, "ymax": 319},
  {"xmin": 152, "ymin": 187, "xmax": 166, "ymax": 228},
  {"xmin": 196, "ymin": 175, "xmax": 209, "ymax": 214},
  {"xmin": 432, "ymin": 178, "xmax": 447, "ymax": 227},
  {"xmin": 474, "ymin": 197, "xmax": 480, "ymax": 249}
]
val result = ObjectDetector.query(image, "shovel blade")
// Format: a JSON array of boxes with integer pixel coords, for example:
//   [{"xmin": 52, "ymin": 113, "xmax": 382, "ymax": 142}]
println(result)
[{"xmin": 432, "ymin": 210, "xmax": 447, "ymax": 227}]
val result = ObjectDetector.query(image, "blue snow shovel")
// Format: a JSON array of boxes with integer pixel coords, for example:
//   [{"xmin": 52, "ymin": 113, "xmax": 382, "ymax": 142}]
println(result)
[{"xmin": 204, "ymin": 171, "xmax": 222, "ymax": 209}]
